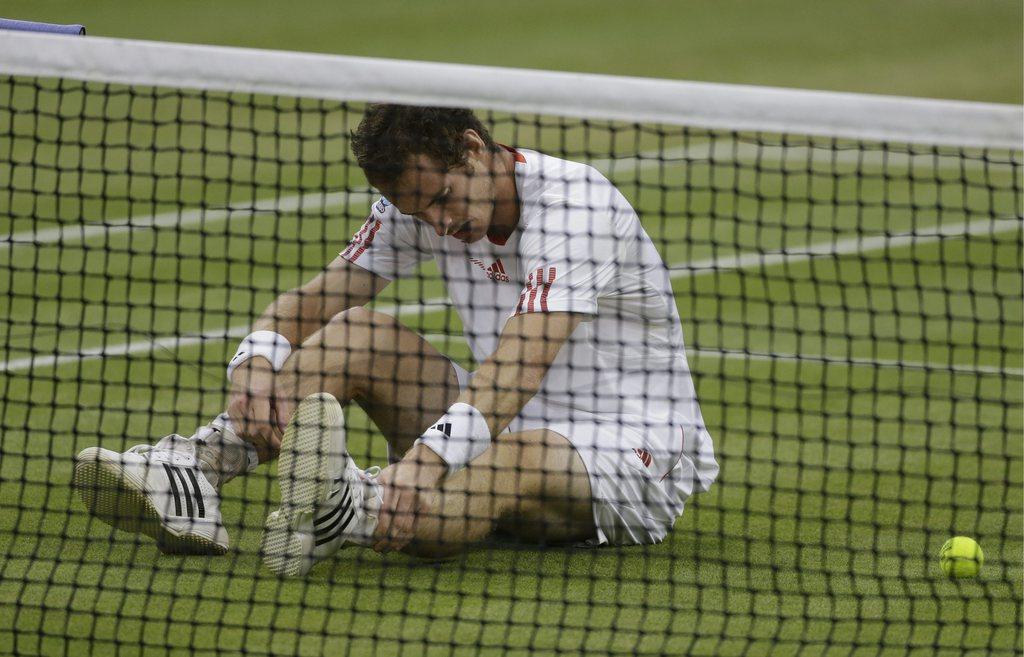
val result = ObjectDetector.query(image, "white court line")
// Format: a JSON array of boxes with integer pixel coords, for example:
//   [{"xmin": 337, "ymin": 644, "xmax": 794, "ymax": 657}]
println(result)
[
  {"xmin": 590, "ymin": 141, "xmax": 1010, "ymax": 173},
  {"xmin": 668, "ymin": 215, "xmax": 1023, "ymax": 273},
  {"xmin": 420, "ymin": 334, "xmax": 1024, "ymax": 379},
  {"xmin": 4, "ymin": 142, "xmax": 1005, "ymax": 250},
  {"xmin": 686, "ymin": 346, "xmax": 1024, "ymax": 378},
  {"xmin": 2, "ymin": 190, "xmax": 373, "ymax": 251},
  {"xmin": 1, "ymin": 214, "xmax": 1020, "ymax": 375}
]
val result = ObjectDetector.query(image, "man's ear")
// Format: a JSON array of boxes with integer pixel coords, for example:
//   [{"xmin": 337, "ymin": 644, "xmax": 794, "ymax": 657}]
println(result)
[{"xmin": 462, "ymin": 129, "xmax": 486, "ymax": 152}]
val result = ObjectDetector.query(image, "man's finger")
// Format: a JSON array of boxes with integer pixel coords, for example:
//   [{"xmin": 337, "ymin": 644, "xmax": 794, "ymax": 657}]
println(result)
[
  {"xmin": 388, "ymin": 498, "xmax": 413, "ymax": 552},
  {"xmin": 377, "ymin": 494, "xmax": 405, "ymax": 553},
  {"xmin": 373, "ymin": 486, "xmax": 397, "ymax": 552},
  {"xmin": 251, "ymin": 396, "xmax": 273, "ymax": 431},
  {"xmin": 274, "ymin": 396, "xmax": 295, "ymax": 433},
  {"xmin": 226, "ymin": 394, "xmax": 249, "ymax": 437},
  {"xmin": 253, "ymin": 397, "xmax": 282, "ymax": 456},
  {"xmin": 394, "ymin": 490, "xmax": 421, "ymax": 550},
  {"xmin": 245, "ymin": 405, "xmax": 274, "ymax": 462},
  {"xmin": 378, "ymin": 489, "xmax": 416, "ymax": 552}
]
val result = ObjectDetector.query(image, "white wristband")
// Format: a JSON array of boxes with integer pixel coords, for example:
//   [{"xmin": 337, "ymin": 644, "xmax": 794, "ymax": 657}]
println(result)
[
  {"xmin": 414, "ymin": 403, "xmax": 492, "ymax": 475},
  {"xmin": 226, "ymin": 330, "xmax": 292, "ymax": 380}
]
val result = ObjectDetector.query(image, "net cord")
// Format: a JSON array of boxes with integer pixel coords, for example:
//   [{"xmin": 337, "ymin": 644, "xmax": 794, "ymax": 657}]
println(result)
[{"xmin": 1, "ymin": 31, "xmax": 1021, "ymax": 150}]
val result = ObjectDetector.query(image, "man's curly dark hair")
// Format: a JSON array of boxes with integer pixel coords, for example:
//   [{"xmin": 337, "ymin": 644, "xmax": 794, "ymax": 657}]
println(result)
[{"xmin": 351, "ymin": 105, "xmax": 498, "ymax": 188}]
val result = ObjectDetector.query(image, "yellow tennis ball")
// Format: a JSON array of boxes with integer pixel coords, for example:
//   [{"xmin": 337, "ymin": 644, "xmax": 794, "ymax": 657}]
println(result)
[{"xmin": 939, "ymin": 536, "xmax": 983, "ymax": 578}]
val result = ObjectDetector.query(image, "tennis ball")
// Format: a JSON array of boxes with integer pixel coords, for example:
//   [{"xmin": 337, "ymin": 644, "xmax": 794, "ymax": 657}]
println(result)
[{"xmin": 939, "ymin": 536, "xmax": 983, "ymax": 578}]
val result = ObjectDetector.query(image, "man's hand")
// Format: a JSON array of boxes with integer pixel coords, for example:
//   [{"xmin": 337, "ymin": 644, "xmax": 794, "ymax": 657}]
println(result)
[
  {"xmin": 227, "ymin": 358, "xmax": 282, "ymax": 463},
  {"xmin": 373, "ymin": 444, "xmax": 448, "ymax": 553},
  {"xmin": 271, "ymin": 367, "xmax": 301, "ymax": 437}
]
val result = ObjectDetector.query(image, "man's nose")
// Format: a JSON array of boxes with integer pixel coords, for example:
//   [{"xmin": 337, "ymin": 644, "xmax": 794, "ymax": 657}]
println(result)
[{"xmin": 432, "ymin": 214, "xmax": 452, "ymax": 237}]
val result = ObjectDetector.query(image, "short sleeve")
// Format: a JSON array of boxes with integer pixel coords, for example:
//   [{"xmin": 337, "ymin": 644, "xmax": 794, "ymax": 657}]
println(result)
[
  {"xmin": 340, "ymin": 197, "xmax": 430, "ymax": 280},
  {"xmin": 513, "ymin": 203, "xmax": 622, "ymax": 316}
]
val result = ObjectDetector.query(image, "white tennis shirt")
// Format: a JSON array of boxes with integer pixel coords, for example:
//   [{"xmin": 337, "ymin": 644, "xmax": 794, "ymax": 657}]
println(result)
[{"xmin": 342, "ymin": 147, "xmax": 717, "ymax": 492}]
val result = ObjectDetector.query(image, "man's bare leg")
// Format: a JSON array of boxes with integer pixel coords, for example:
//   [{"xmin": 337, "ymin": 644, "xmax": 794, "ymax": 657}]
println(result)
[
  {"xmin": 259, "ymin": 308, "xmax": 466, "ymax": 574},
  {"xmin": 277, "ymin": 306, "xmax": 462, "ymax": 459},
  {"xmin": 400, "ymin": 429, "xmax": 597, "ymax": 559}
]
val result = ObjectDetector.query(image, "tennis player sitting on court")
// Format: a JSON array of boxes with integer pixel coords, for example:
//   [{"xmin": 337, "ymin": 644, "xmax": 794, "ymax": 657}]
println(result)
[{"xmin": 74, "ymin": 105, "xmax": 719, "ymax": 576}]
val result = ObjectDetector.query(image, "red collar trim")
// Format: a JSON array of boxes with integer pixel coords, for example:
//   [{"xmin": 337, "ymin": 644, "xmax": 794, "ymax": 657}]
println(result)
[
  {"xmin": 486, "ymin": 231, "xmax": 510, "ymax": 246},
  {"xmin": 499, "ymin": 143, "xmax": 526, "ymax": 164}
]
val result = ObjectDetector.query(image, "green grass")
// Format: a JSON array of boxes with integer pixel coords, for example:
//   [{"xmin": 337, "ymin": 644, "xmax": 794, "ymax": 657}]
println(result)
[{"xmin": 1, "ymin": 4, "xmax": 1023, "ymax": 656}]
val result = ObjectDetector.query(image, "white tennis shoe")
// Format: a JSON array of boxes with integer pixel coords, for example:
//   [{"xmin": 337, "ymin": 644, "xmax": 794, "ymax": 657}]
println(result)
[
  {"xmin": 73, "ymin": 423, "xmax": 230, "ymax": 555},
  {"xmin": 261, "ymin": 393, "xmax": 381, "ymax": 577}
]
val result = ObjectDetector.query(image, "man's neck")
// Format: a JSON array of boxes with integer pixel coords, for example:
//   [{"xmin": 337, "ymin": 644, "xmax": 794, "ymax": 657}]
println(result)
[{"xmin": 487, "ymin": 148, "xmax": 520, "ymax": 243}]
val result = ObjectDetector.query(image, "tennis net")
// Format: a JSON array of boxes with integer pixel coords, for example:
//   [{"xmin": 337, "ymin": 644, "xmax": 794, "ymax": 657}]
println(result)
[{"xmin": 1, "ymin": 31, "xmax": 1022, "ymax": 657}]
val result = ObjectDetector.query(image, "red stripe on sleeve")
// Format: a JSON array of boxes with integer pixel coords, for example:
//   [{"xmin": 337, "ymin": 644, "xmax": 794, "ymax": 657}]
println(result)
[
  {"xmin": 539, "ymin": 266, "xmax": 556, "ymax": 312},
  {"xmin": 346, "ymin": 219, "xmax": 383, "ymax": 263},
  {"xmin": 516, "ymin": 269, "xmax": 533, "ymax": 314},
  {"xmin": 341, "ymin": 219, "xmax": 372, "ymax": 259},
  {"xmin": 526, "ymin": 267, "xmax": 543, "ymax": 312}
]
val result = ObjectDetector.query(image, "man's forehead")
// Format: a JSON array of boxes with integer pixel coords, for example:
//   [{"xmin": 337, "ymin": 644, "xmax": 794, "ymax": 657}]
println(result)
[{"xmin": 385, "ymin": 156, "xmax": 447, "ymax": 202}]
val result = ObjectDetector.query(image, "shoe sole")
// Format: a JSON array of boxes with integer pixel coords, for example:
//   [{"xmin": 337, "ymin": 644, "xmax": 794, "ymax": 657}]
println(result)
[
  {"xmin": 72, "ymin": 451, "xmax": 227, "ymax": 556},
  {"xmin": 261, "ymin": 393, "xmax": 344, "ymax": 577}
]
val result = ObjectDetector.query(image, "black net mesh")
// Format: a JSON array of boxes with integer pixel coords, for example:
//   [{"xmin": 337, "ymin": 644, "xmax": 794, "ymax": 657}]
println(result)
[{"xmin": 1, "ymin": 75, "xmax": 1022, "ymax": 657}]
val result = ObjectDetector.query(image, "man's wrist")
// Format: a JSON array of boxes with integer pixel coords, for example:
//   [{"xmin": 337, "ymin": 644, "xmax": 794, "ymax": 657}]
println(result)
[
  {"xmin": 401, "ymin": 443, "xmax": 449, "ymax": 485},
  {"xmin": 228, "ymin": 355, "xmax": 275, "ymax": 385},
  {"xmin": 226, "ymin": 330, "xmax": 292, "ymax": 381},
  {"xmin": 413, "ymin": 402, "xmax": 492, "ymax": 475}
]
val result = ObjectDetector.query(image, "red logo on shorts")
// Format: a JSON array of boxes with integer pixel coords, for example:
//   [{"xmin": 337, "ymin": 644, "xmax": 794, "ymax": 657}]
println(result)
[{"xmin": 633, "ymin": 448, "xmax": 653, "ymax": 468}]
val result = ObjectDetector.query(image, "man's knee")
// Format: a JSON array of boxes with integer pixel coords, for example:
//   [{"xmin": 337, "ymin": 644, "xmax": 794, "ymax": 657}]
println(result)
[
  {"xmin": 295, "ymin": 305, "xmax": 384, "ymax": 391},
  {"xmin": 321, "ymin": 305, "xmax": 382, "ymax": 345}
]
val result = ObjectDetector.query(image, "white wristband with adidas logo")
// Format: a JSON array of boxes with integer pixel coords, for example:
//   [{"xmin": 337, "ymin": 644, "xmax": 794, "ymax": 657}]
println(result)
[
  {"xmin": 414, "ymin": 402, "xmax": 492, "ymax": 474},
  {"xmin": 226, "ymin": 330, "xmax": 292, "ymax": 381}
]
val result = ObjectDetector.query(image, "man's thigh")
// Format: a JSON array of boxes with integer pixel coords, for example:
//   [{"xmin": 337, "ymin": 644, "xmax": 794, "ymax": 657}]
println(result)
[
  {"xmin": 335, "ymin": 308, "xmax": 463, "ymax": 456},
  {"xmin": 487, "ymin": 429, "xmax": 597, "ymax": 545}
]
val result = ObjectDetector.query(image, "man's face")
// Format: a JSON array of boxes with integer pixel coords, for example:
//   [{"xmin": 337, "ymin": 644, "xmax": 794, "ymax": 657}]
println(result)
[{"xmin": 380, "ymin": 142, "xmax": 498, "ymax": 244}]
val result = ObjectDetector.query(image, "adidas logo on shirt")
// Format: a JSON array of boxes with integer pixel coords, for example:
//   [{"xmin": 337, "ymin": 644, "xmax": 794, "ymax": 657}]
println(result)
[
  {"xmin": 469, "ymin": 258, "xmax": 511, "ymax": 283},
  {"xmin": 485, "ymin": 259, "xmax": 511, "ymax": 283}
]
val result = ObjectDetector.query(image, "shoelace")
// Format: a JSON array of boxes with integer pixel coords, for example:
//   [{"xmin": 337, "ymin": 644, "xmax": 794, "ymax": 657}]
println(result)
[{"xmin": 129, "ymin": 436, "xmax": 199, "ymax": 465}]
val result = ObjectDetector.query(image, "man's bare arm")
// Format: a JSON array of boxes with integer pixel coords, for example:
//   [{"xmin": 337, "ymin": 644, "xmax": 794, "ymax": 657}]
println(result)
[
  {"xmin": 228, "ymin": 255, "xmax": 389, "ymax": 459},
  {"xmin": 463, "ymin": 311, "xmax": 582, "ymax": 434},
  {"xmin": 249, "ymin": 255, "xmax": 389, "ymax": 346}
]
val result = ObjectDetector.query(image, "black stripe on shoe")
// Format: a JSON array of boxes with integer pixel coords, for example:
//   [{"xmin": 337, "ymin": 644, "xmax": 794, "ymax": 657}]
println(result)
[
  {"xmin": 314, "ymin": 489, "xmax": 355, "ymax": 547},
  {"xmin": 184, "ymin": 468, "xmax": 206, "ymax": 519},
  {"xmin": 313, "ymin": 492, "xmax": 344, "ymax": 530},
  {"xmin": 317, "ymin": 507, "xmax": 356, "ymax": 547},
  {"xmin": 163, "ymin": 464, "xmax": 183, "ymax": 516},
  {"xmin": 172, "ymin": 467, "xmax": 195, "ymax": 518},
  {"xmin": 314, "ymin": 490, "xmax": 350, "ymax": 537}
]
